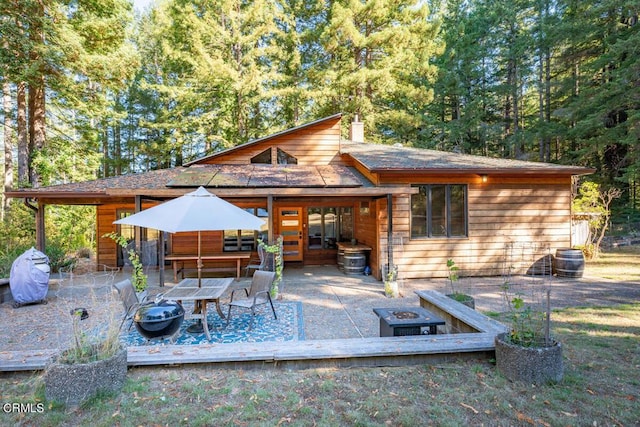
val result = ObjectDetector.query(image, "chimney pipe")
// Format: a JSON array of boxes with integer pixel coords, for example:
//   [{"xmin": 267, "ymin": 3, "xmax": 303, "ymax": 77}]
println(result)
[{"xmin": 349, "ymin": 114, "xmax": 364, "ymax": 143}]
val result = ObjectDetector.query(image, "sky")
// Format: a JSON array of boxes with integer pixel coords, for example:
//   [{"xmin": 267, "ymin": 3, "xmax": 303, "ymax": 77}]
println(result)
[{"xmin": 133, "ymin": 0, "xmax": 154, "ymax": 12}]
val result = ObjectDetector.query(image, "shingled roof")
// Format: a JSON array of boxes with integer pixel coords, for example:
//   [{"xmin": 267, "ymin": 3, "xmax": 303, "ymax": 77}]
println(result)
[
  {"xmin": 5, "ymin": 164, "xmax": 387, "ymax": 201},
  {"xmin": 341, "ymin": 141, "xmax": 594, "ymax": 175}
]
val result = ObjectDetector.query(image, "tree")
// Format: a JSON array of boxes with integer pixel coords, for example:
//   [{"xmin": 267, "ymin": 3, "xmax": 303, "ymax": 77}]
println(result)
[
  {"xmin": 314, "ymin": 0, "xmax": 441, "ymax": 143},
  {"xmin": 572, "ymin": 181, "xmax": 622, "ymax": 258}
]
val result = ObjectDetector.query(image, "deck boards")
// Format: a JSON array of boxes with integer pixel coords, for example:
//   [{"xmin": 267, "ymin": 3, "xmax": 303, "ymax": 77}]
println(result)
[
  {"xmin": 0, "ymin": 292, "xmax": 507, "ymax": 372},
  {"xmin": 0, "ymin": 333, "xmax": 498, "ymax": 372}
]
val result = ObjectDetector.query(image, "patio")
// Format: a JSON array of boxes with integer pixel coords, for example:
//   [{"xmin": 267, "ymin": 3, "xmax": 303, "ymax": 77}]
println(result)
[{"xmin": 2, "ymin": 264, "xmax": 638, "ymax": 371}]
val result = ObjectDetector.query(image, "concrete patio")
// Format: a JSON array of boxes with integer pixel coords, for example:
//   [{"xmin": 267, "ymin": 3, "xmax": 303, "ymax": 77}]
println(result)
[{"xmin": 1, "ymin": 264, "xmax": 638, "ymax": 371}]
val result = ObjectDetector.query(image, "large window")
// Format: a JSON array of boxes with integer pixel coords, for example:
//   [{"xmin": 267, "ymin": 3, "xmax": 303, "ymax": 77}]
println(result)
[
  {"xmin": 307, "ymin": 207, "xmax": 353, "ymax": 249},
  {"xmin": 115, "ymin": 210, "xmax": 161, "ymax": 266},
  {"xmin": 411, "ymin": 185, "xmax": 467, "ymax": 238},
  {"xmin": 224, "ymin": 207, "xmax": 269, "ymax": 251}
]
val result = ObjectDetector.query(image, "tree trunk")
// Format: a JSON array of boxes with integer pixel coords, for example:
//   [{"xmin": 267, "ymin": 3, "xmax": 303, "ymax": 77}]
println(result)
[
  {"xmin": 17, "ymin": 82, "xmax": 28, "ymax": 185},
  {"xmin": 2, "ymin": 81, "xmax": 13, "ymax": 215},
  {"xmin": 28, "ymin": 78, "xmax": 46, "ymax": 188}
]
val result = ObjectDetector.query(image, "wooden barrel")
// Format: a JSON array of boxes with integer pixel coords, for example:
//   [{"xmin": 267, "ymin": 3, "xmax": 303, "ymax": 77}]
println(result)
[
  {"xmin": 343, "ymin": 253, "xmax": 366, "ymax": 275},
  {"xmin": 554, "ymin": 248, "xmax": 585, "ymax": 278},
  {"xmin": 337, "ymin": 249, "xmax": 345, "ymax": 272}
]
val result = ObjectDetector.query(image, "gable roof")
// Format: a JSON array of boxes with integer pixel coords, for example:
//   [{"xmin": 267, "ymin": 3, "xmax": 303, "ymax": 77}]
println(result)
[
  {"xmin": 340, "ymin": 141, "xmax": 595, "ymax": 175},
  {"xmin": 185, "ymin": 113, "xmax": 343, "ymax": 166}
]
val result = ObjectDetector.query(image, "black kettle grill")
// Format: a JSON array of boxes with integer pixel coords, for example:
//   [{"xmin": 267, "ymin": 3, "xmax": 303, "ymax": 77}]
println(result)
[{"xmin": 133, "ymin": 300, "xmax": 185, "ymax": 340}]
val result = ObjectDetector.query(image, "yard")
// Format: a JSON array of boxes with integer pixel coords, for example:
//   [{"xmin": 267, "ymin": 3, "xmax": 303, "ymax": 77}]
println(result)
[{"xmin": 1, "ymin": 247, "xmax": 639, "ymax": 426}]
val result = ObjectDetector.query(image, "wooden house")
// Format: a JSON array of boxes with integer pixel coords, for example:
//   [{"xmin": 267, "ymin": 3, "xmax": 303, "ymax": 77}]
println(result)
[{"xmin": 7, "ymin": 114, "xmax": 594, "ymax": 280}]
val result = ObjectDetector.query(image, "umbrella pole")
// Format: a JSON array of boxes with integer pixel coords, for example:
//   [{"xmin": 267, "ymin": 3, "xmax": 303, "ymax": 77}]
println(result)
[{"xmin": 197, "ymin": 231, "xmax": 202, "ymax": 287}]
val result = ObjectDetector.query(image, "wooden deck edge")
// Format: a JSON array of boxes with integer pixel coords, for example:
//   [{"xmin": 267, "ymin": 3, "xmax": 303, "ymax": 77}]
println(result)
[
  {"xmin": 126, "ymin": 333, "xmax": 498, "ymax": 366},
  {"xmin": 1, "ymin": 333, "xmax": 499, "ymax": 372},
  {"xmin": 0, "ymin": 349, "xmax": 58, "ymax": 372}
]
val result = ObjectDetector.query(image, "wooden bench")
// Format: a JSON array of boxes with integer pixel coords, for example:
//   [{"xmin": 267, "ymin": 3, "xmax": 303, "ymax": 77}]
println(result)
[
  {"xmin": 415, "ymin": 290, "xmax": 507, "ymax": 335},
  {"xmin": 165, "ymin": 253, "xmax": 250, "ymax": 281}
]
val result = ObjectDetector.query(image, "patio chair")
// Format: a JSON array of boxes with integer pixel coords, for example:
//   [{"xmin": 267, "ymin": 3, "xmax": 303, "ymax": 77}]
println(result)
[
  {"xmin": 244, "ymin": 244, "xmax": 267, "ymax": 277},
  {"xmin": 113, "ymin": 279, "xmax": 143, "ymax": 331},
  {"xmin": 226, "ymin": 270, "xmax": 277, "ymax": 330}
]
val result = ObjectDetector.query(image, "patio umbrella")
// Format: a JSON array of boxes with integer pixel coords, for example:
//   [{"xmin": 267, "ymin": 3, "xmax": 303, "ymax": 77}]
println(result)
[{"xmin": 113, "ymin": 186, "xmax": 265, "ymax": 286}]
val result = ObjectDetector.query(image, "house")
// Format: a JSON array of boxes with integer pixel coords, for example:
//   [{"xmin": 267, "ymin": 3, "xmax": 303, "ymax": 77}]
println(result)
[{"xmin": 6, "ymin": 113, "xmax": 594, "ymax": 280}]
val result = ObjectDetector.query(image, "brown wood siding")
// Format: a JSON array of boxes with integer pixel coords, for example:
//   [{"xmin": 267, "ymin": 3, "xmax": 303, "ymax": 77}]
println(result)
[
  {"xmin": 198, "ymin": 118, "xmax": 342, "ymax": 166},
  {"xmin": 97, "ymin": 199, "xmax": 268, "ymax": 270},
  {"xmin": 377, "ymin": 182, "xmax": 572, "ymax": 279}
]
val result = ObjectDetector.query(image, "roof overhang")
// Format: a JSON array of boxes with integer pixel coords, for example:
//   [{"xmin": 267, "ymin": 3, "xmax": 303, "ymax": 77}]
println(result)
[{"xmin": 6, "ymin": 185, "xmax": 415, "ymax": 205}]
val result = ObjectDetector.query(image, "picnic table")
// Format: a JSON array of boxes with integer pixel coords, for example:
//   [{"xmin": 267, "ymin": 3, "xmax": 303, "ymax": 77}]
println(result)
[{"xmin": 161, "ymin": 277, "xmax": 234, "ymax": 341}]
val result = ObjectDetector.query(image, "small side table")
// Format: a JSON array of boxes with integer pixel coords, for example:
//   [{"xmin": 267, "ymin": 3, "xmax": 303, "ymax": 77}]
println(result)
[{"xmin": 373, "ymin": 307, "xmax": 446, "ymax": 337}]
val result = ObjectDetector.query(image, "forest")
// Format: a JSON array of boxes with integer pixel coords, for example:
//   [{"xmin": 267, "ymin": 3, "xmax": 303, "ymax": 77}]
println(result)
[{"xmin": 0, "ymin": 0, "xmax": 638, "ymax": 265}]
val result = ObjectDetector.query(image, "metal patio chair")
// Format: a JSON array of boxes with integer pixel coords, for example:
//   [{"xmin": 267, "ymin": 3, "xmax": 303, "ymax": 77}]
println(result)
[
  {"xmin": 113, "ymin": 279, "xmax": 143, "ymax": 331},
  {"xmin": 244, "ymin": 244, "xmax": 267, "ymax": 277},
  {"xmin": 226, "ymin": 270, "xmax": 277, "ymax": 330}
]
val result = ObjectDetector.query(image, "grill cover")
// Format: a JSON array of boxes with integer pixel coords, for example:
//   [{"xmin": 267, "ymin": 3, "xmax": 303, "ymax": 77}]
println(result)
[{"xmin": 10, "ymin": 247, "xmax": 50, "ymax": 305}]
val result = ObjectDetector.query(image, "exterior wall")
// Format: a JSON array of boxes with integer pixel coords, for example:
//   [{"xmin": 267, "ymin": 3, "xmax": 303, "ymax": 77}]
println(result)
[
  {"xmin": 198, "ymin": 117, "xmax": 342, "ymax": 166},
  {"xmin": 97, "ymin": 203, "xmax": 128, "ymax": 267},
  {"xmin": 97, "ymin": 199, "xmax": 267, "ymax": 270},
  {"xmin": 376, "ymin": 179, "xmax": 572, "ymax": 279}
]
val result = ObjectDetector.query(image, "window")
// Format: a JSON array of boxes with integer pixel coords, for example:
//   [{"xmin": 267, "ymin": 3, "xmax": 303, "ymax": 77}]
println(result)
[
  {"xmin": 250, "ymin": 148, "xmax": 298, "ymax": 164},
  {"xmin": 277, "ymin": 148, "xmax": 297, "ymax": 164},
  {"xmin": 115, "ymin": 210, "xmax": 161, "ymax": 266},
  {"xmin": 307, "ymin": 207, "xmax": 353, "ymax": 249},
  {"xmin": 411, "ymin": 185, "xmax": 467, "ymax": 238},
  {"xmin": 251, "ymin": 149, "xmax": 272, "ymax": 164},
  {"xmin": 224, "ymin": 207, "xmax": 269, "ymax": 251}
]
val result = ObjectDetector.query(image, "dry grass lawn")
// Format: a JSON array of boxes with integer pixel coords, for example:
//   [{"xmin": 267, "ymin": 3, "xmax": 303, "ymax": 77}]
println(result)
[{"xmin": 1, "ymin": 246, "xmax": 639, "ymax": 426}]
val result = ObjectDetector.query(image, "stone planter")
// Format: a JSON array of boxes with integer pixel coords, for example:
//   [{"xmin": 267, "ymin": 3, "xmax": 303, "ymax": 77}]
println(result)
[
  {"xmin": 446, "ymin": 293, "xmax": 475, "ymax": 309},
  {"xmin": 494, "ymin": 333, "xmax": 563, "ymax": 384},
  {"xmin": 43, "ymin": 345, "xmax": 128, "ymax": 407}
]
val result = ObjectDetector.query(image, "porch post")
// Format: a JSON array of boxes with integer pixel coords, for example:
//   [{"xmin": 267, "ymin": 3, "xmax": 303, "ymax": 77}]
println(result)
[
  {"xmin": 159, "ymin": 231, "xmax": 166, "ymax": 287},
  {"xmin": 25, "ymin": 199, "xmax": 45, "ymax": 252},
  {"xmin": 134, "ymin": 195, "xmax": 142, "ymax": 253},
  {"xmin": 267, "ymin": 194, "xmax": 274, "ymax": 243},
  {"xmin": 387, "ymin": 194, "xmax": 393, "ymax": 270}
]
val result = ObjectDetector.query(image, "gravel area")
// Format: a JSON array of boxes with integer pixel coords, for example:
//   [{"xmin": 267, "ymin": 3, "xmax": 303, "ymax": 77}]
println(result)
[{"xmin": 2, "ymin": 265, "xmax": 639, "ymax": 352}]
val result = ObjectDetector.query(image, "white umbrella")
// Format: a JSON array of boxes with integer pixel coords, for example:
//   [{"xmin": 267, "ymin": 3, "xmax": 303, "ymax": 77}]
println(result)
[{"xmin": 114, "ymin": 186, "xmax": 265, "ymax": 285}]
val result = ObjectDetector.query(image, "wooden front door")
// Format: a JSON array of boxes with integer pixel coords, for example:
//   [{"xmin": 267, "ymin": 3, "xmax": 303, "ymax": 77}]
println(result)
[{"xmin": 277, "ymin": 207, "xmax": 303, "ymax": 261}]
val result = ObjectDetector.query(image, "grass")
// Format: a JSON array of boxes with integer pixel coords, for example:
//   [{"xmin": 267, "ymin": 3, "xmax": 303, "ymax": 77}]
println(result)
[
  {"xmin": 1, "ymin": 247, "xmax": 639, "ymax": 426},
  {"xmin": 585, "ymin": 245, "xmax": 640, "ymax": 282}
]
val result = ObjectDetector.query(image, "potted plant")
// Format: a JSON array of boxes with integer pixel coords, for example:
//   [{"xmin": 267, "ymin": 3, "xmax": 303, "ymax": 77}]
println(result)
[
  {"xmin": 383, "ymin": 264, "xmax": 399, "ymax": 298},
  {"xmin": 445, "ymin": 259, "xmax": 475, "ymax": 309},
  {"xmin": 103, "ymin": 232, "xmax": 148, "ymax": 300},
  {"xmin": 43, "ymin": 307, "xmax": 128, "ymax": 407},
  {"xmin": 258, "ymin": 236, "xmax": 284, "ymax": 298},
  {"xmin": 494, "ymin": 284, "xmax": 563, "ymax": 384}
]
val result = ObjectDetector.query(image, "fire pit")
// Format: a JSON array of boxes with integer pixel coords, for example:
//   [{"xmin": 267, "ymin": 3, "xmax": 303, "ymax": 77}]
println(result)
[
  {"xmin": 373, "ymin": 307, "xmax": 446, "ymax": 337},
  {"xmin": 133, "ymin": 300, "xmax": 185, "ymax": 340}
]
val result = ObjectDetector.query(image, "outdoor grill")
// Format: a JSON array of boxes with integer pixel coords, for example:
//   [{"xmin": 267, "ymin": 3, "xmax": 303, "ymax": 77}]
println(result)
[{"xmin": 133, "ymin": 300, "xmax": 185, "ymax": 340}]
